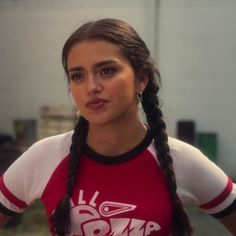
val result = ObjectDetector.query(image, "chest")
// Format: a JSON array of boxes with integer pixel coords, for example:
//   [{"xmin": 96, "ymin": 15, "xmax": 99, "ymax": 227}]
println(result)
[{"xmin": 42, "ymin": 151, "xmax": 173, "ymax": 236}]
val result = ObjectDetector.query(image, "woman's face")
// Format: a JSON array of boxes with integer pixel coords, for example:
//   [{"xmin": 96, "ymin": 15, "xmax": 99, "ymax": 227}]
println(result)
[{"xmin": 67, "ymin": 39, "xmax": 147, "ymax": 126}]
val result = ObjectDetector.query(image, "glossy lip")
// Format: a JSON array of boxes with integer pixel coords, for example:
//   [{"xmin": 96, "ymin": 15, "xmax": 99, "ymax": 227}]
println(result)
[{"xmin": 86, "ymin": 98, "xmax": 109, "ymax": 110}]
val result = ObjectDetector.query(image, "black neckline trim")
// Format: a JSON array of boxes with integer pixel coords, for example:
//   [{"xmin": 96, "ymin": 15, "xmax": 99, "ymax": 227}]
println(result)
[{"xmin": 83, "ymin": 129, "xmax": 153, "ymax": 165}]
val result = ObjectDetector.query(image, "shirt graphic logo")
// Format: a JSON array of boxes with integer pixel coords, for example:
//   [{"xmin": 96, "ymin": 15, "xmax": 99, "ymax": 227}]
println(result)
[
  {"xmin": 65, "ymin": 190, "xmax": 161, "ymax": 236},
  {"xmin": 99, "ymin": 201, "xmax": 136, "ymax": 217}
]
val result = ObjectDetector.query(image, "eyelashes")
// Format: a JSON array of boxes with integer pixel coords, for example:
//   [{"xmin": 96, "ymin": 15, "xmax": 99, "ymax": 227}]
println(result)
[
  {"xmin": 69, "ymin": 72, "xmax": 85, "ymax": 82},
  {"xmin": 69, "ymin": 67, "xmax": 118, "ymax": 82},
  {"xmin": 98, "ymin": 67, "xmax": 117, "ymax": 77}
]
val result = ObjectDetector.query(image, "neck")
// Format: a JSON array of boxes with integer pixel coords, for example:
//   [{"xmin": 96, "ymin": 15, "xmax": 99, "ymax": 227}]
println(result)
[{"xmin": 86, "ymin": 117, "xmax": 147, "ymax": 156}]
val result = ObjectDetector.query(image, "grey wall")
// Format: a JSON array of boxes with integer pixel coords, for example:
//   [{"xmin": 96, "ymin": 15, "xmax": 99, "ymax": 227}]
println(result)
[
  {"xmin": 0, "ymin": 0, "xmax": 235, "ymax": 177},
  {"xmin": 157, "ymin": 0, "xmax": 236, "ymax": 176},
  {"xmin": 0, "ymin": 0, "xmax": 156, "ymax": 134}
]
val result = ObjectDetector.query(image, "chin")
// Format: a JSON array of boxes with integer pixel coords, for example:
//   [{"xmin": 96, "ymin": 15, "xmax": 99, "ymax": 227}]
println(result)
[
  {"xmin": 83, "ymin": 114, "xmax": 112, "ymax": 126},
  {"xmin": 82, "ymin": 109, "xmax": 133, "ymax": 127}
]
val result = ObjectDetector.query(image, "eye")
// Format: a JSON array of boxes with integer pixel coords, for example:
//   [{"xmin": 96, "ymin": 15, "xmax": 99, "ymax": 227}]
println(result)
[
  {"xmin": 98, "ymin": 67, "xmax": 117, "ymax": 77},
  {"xmin": 69, "ymin": 72, "xmax": 85, "ymax": 82}
]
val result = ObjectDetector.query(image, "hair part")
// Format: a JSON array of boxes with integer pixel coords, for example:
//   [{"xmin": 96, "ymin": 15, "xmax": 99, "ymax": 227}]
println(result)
[{"xmin": 62, "ymin": 18, "xmax": 153, "ymax": 79}]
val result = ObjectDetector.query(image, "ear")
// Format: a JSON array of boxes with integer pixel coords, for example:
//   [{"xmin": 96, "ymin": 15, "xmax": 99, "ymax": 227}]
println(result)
[{"xmin": 136, "ymin": 73, "xmax": 149, "ymax": 92}]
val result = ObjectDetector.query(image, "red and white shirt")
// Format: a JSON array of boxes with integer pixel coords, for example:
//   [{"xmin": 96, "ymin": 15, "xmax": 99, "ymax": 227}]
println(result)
[{"xmin": 0, "ymin": 130, "xmax": 235, "ymax": 235}]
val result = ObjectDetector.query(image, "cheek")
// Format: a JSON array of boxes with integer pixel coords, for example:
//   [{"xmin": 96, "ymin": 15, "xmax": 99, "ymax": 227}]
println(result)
[
  {"xmin": 119, "ymin": 81, "xmax": 135, "ymax": 100},
  {"xmin": 110, "ymin": 76, "xmax": 136, "ymax": 98},
  {"xmin": 70, "ymin": 86, "xmax": 82, "ymax": 104}
]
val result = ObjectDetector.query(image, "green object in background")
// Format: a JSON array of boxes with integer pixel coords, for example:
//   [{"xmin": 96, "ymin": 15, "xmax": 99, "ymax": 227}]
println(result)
[{"xmin": 197, "ymin": 133, "xmax": 218, "ymax": 162}]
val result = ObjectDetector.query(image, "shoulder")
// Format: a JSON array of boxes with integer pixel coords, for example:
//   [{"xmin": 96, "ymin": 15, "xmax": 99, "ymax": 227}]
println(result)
[
  {"xmin": 168, "ymin": 137, "xmax": 223, "ymax": 178},
  {"xmin": 29, "ymin": 131, "xmax": 73, "ymax": 154},
  {"xmin": 9, "ymin": 131, "xmax": 73, "ymax": 170},
  {"xmin": 168, "ymin": 136, "xmax": 226, "ymax": 188},
  {"xmin": 168, "ymin": 137, "xmax": 236, "ymax": 217},
  {"xmin": 2, "ymin": 131, "xmax": 73, "ymax": 204},
  {"xmin": 168, "ymin": 137, "xmax": 202, "ymax": 159},
  {"xmin": 167, "ymin": 136, "xmax": 227, "ymax": 183}
]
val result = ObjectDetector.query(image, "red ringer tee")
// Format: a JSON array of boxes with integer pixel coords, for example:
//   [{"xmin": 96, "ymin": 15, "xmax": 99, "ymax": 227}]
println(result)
[{"xmin": 0, "ymin": 130, "xmax": 235, "ymax": 236}]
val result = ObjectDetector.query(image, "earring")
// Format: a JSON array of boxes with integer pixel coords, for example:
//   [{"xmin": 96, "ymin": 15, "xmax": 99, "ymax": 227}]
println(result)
[
  {"xmin": 136, "ymin": 92, "xmax": 143, "ymax": 103},
  {"xmin": 76, "ymin": 110, "xmax": 80, "ymax": 117},
  {"xmin": 74, "ymin": 104, "xmax": 80, "ymax": 117}
]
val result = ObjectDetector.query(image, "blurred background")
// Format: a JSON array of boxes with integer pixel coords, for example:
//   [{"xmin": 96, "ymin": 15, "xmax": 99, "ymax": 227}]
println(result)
[{"xmin": 0, "ymin": 0, "xmax": 235, "ymax": 235}]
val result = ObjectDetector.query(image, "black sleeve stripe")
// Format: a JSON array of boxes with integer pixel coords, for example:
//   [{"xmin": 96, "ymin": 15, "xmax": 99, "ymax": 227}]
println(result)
[
  {"xmin": 210, "ymin": 198, "xmax": 236, "ymax": 219},
  {"xmin": 0, "ymin": 202, "xmax": 19, "ymax": 217}
]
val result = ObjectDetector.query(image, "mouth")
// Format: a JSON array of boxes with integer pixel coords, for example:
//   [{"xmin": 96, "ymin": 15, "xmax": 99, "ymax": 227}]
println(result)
[{"xmin": 86, "ymin": 98, "xmax": 109, "ymax": 110}]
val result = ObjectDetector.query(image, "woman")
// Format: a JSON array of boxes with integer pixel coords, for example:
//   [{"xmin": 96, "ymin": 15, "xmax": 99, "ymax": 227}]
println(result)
[{"xmin": 0, "ymin": 18, "xmax": 235, "ymax": 236}]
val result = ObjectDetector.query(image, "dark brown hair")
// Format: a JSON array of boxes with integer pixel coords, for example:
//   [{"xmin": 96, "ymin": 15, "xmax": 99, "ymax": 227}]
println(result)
[{"xmin": 51, "ymin": 18, "xmax": 193, "ymax": 236}]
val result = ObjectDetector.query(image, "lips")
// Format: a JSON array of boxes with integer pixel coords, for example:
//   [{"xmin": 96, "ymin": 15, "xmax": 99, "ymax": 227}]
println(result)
[{"xmin": 86, "ymin": 98, "xmax": 109, "ymax": 110}]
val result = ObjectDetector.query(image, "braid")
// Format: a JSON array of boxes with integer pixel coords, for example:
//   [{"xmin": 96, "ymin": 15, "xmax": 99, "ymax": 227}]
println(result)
[
  {"xmin": 60, "ymin": 17, "xmax": 194, "ymax": 235},
  {"xmin": 50, "ymin": 116, "xmax": 88, "ymax": 236},
  {"xmin": 142, "ymin": 76, "xmax": 193, "ymax": 236}
]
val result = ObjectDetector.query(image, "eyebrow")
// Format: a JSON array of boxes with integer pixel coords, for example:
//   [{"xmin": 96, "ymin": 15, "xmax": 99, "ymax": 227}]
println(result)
[{"xmin": 68, "ymin": 59, "xmax": 118, "ymax": 72}]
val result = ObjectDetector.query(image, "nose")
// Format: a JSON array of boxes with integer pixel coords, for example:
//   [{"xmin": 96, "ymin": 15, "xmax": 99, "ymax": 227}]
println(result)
[{"xmin": 87, "ymin": 75, "xmax": 102, "ymax": 95}]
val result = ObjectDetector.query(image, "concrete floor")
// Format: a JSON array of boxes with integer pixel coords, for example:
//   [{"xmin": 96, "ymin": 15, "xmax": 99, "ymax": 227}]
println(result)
[{"xmin": 187, "ymin": 206, "xmax": 231, "ymax": 236}]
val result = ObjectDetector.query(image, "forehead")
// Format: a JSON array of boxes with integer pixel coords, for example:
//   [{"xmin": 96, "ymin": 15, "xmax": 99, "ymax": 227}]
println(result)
[{"xmin": 67, "ymin": 39, "xmax": 129, "ymax": 67}]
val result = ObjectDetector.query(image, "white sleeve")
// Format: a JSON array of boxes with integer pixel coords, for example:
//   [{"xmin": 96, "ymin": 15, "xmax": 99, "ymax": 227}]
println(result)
[
  {"xmin": 0, "ymin": 132, "xmax": 72, "ymax": 215},
  {"xmin": 169, "ymin": 137, "xmax": 236, "ymax": 218}
]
